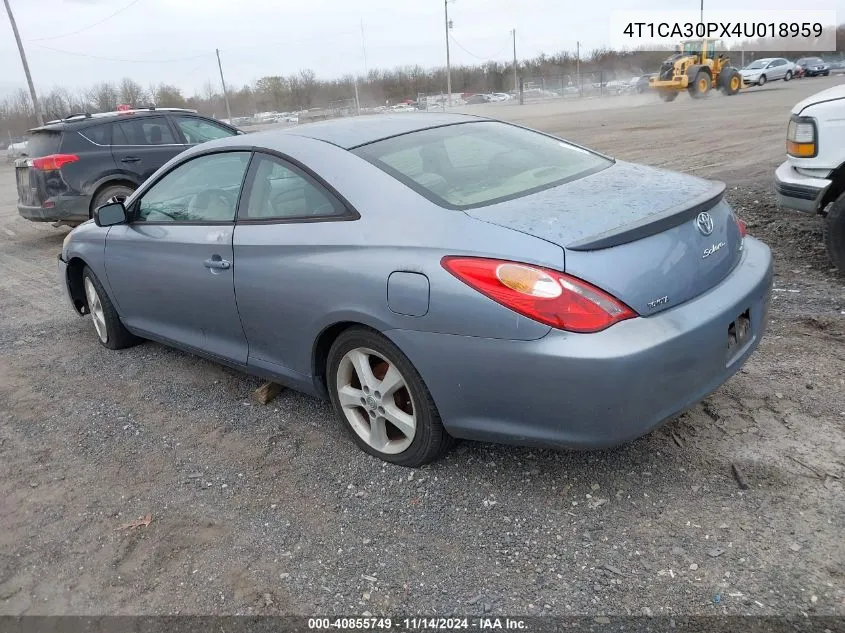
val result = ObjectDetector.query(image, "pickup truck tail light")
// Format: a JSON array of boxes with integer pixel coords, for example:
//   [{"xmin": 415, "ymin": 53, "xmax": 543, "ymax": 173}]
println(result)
[{"xmin": 787, "ymin": 115, "xmax": 817, "ymax": 158}]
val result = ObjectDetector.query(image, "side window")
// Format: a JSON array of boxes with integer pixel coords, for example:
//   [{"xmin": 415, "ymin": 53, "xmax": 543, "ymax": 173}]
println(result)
[
  {"xmin": 113, "ymin": 116, "xmax": 176, "ymax": 146},
  {"xmin": 136, "ymin": 152, "xmax": 251, "ymax": 223},
  {"xmin": 80, "ymin": 123, "xmax": 112, "ymax": 146},
  {"xmin": 244, "ymin": 154, "xmax": 346, "ymax": 220},
  {"xmin": 173, "ymin": 116, "xmax": 237, "ymax": 144}
]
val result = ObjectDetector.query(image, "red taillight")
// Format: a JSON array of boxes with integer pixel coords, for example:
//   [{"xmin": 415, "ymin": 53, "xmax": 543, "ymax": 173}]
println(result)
[
  {"xmin": 737, "ymin": 218, "xmax": 747, "ymax": 238},
  {"xmin": 441, "ymin": 256, "xmax": 637, "ymax": 333},
  {"xmin": 31, "ymin": 154, "xmax": 79, "ymax": 171}
]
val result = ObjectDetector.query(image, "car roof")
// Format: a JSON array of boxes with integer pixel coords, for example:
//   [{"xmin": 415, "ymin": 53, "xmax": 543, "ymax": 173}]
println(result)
[
  {"xmin": 274, "ymin": 112, "xmax": 489, "ymax": 149},
  {"xmin": 28, "ymin": 107, "xmax": 200, "ymax": 133}
]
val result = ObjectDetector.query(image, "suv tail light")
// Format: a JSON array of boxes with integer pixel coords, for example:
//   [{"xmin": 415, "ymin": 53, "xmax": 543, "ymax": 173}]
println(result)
[
  {"xmin": 786, "ymin": 115, "xmax": 817, "ymax": 157},
  {"xmin": 31, "ymin": 154, "xmax": 79, "ymax": 171},
  {"xmin": 441, "ymin": 256, "xmax": 637, "ymax": 333}
]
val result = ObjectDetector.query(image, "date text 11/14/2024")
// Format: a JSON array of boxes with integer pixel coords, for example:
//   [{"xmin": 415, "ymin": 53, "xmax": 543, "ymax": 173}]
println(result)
[{"xmin": 307, "ymin": 617, "xmax": 528, "ymax": 630}]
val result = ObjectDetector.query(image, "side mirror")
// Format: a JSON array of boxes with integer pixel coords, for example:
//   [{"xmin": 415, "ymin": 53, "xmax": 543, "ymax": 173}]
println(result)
[{"xmin": 94, "ymin": 201, "xmax": 127, "ymax": 227}]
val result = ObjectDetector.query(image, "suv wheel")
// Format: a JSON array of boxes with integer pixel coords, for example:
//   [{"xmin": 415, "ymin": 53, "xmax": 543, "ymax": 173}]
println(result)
[{"xmin": 91, "ymin": 184, "xmax": 135, "ymax": 218}]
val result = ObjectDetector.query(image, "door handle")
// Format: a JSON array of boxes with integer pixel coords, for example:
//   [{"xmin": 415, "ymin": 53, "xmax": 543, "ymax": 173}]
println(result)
[
  {"xmin": 121, "ymin": 156, "xmax": 140, "ymax": 163},
  {"xmin": 203, "ymin": 257, "xmax": 231, "ymax": 270}
]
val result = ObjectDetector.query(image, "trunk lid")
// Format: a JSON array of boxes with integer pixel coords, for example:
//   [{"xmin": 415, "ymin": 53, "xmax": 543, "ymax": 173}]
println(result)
[{"xmin": 464, "ymin": 161, "xmax": 743, "ymax": 315}]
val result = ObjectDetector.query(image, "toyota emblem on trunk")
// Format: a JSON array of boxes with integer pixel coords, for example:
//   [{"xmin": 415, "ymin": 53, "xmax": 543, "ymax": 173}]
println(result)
[{"xmin": 696, "ymin": 211, "xmax": 714, "ymax": 236}]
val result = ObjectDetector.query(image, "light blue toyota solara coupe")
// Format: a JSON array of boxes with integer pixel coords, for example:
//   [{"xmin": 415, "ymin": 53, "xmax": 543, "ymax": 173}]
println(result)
[{"xmin": 58, "ymin": 113, "xmax": 773, "ymax": 466}]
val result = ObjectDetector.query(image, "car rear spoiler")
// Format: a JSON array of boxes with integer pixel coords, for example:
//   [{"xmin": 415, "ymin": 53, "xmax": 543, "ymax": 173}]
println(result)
[{"xmin": 566, "ymin": 180, "xmax": 727, "ymax": 251}]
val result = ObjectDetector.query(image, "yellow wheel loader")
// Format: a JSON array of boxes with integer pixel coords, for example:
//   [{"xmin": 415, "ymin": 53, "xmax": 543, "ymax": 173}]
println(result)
[{"xmin": 649, "ymin": 39, "xmax": 743, "ymax": 101}]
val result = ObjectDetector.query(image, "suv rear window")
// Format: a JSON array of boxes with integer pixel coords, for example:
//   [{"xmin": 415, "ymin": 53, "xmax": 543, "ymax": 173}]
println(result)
[
  {"xmin": 352, "ymin": 121, "xmax": 611, "ymax": 209},
  {"xmin": 25, "ymin": 131, "xmax": 61, "ymax": 157}
]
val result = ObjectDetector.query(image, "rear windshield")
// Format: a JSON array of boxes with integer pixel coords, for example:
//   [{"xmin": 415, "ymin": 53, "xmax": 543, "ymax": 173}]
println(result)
[
  {"xmin": 25, "ymin": 131, "xmax": 61, "ymax": 157},
  {"xmin": 352, "ymin": 121, "xmax": 612, "ymax": 209}
]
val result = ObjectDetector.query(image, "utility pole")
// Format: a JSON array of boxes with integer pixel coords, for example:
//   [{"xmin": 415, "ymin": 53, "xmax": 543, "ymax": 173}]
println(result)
[
  {"xmin": 576, "ymin": 41, "xmax": 581, "ymax": 96},
  {"xmin": 511, "ymin": 29, "xmax": 518, "ymax": 94},
  {"xmin": 353, "ymin": 77, "xmax": 360, "ymax": 115},
  {"xmin": 444, "ymin": 0, "xmax": 452, "ymax": 107},
  {"xmin": 215, "ymin": 48, "xmax": 233, "ymax": 122},
  {"xmin": 700, "ymin": 0, "xmax": 703, "ymax": 25},
  {"xmin": 4, "ymin": 0, "xmax": 43, "ymax": 127}
]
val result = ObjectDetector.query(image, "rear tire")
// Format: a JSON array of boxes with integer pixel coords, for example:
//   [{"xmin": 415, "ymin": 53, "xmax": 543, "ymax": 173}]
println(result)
[
  {"xmin": 824, "ymin": 194, "xmax": 845, "ymax": 276},
  {"xmin": 82, "ymin": 266, "xmax": 142, "ymax": 350},
  {"xmin": 326, "ymin": 327, "xmax": 453, "ymax": 467},
  {"xmin": 90, "ymin": 184, "xmax": 135, "ymax": 219}
]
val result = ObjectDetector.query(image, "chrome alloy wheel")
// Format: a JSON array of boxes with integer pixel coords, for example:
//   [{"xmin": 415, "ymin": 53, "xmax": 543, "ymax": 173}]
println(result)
[
  {"xmin": 335, "ymin": 347, "xmax": 416, "ymax": 454},
  {"xmin": 83, "ymin": 277, "xmax": 108, "ymax": 343}
]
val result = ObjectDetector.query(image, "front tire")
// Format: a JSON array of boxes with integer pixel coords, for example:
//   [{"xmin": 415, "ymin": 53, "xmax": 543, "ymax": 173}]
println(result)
[
  {"xmin": 82, "ymin": 266, "xmax": 142, "ymax": 349},
  {"xmin": 658, "ymin": 89, "xmax": 678, "ymax": 102},
  {"xmin": 688, "ymin": 70, "xmax": 711, "ymax": 98},
  {"xmin": 326, "ymin": 327, "xmax": 453, "ymax": 467},
  {"xmin": 90, "ymin": 184, "xmax": 135, "ymax": 218},
  {"xmin": 784, "ymin": 70, "xmax": 793, "ymax": 81},
  {"xmin": 758, "ymin": 74, "xmax": 767, "ymax": 86},
  {"xmin": 824, "ymin": 193, "xmax": 845, "ymax": 276},
  {"xmin": 719, "ymin": 68, "xmax": 742, "ymax": 95}
]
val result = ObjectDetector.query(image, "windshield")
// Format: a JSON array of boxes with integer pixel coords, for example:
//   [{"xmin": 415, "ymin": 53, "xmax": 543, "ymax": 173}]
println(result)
[
  {"xmin": 798, "ymin": 58, "xmax": 823, "ymax": 65},
  {"xmin": 745, "ymin": 60, "xmax": 767, "ymax": 69},
  {"xmin": 683, "ymin": 41, "xmax": 703, "ymax": 54},
  {"xmin": 353, "ymin": 121, "xmax": 612, "ymax": 210}
]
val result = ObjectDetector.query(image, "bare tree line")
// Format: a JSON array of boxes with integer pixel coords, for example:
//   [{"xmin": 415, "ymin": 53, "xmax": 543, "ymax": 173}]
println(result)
[{"xmin": 2, "ymin": 27, "xmax": 843, "ymax": 140}]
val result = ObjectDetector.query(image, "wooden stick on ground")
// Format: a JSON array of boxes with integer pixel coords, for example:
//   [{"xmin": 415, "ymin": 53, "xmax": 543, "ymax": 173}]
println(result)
[{"xmin": 252, "ymin": 382, "xmax": 285, "ymax": 405}]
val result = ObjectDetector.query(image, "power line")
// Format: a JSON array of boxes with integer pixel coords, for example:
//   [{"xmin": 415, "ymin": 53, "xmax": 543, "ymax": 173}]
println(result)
[
  {"xmin": 29, "ymin": 0, "xmax": 142, "ymax": 42},
  {"xmin": 448, "ymin": 34, "xmax": 507, "ymax": 61},
  {"xmin": 31, "ymin": 43, "xmax": 209, "ymax": 64}
]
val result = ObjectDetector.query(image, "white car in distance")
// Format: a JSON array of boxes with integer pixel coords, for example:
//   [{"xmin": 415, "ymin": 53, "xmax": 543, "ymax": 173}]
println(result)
[{"xmin": 740, "ymin": 58, "xmax": 795, "ymax": 86}]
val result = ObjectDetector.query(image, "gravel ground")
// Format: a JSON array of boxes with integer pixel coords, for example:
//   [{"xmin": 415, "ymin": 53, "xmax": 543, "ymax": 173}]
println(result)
[{"xmin": 1, "ymin": 77, "xmax": 844, "ymax": 617}]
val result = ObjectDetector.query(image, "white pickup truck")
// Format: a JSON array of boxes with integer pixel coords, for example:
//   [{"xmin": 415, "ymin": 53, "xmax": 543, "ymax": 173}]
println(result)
[{"xmin": 775, "ymin": 84, "xmax": 845, "ymax": 274}]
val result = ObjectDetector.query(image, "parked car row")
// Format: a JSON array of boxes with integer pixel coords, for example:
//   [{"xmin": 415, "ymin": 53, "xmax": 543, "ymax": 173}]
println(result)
[{"xmin": 739, "ymin": 56, "xmax": 837, "ymax": 86}]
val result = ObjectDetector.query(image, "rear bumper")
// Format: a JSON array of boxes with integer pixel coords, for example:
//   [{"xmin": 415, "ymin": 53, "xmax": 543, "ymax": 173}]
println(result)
[
  {"xmin": 387, "ymin": 238, "xmax": 773, "ymax": 449},
  {"xmin": 19, "ymin": 195, "xmax": 90, "ymax": 223},
  {"xmin": 774, "ymin": 161, "xmax": 830, "ymax": 213}
]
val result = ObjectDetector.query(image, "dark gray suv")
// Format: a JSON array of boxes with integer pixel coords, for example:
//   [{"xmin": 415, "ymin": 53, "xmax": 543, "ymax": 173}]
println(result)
[{"xmin": 15, "ymin": 107, "xmax": 242, "ymax": 225}]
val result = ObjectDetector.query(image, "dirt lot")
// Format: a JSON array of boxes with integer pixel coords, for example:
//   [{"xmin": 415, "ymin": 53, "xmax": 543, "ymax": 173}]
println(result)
[{"xmin": 1, "ymin": 78, "xmax": 844, "ymax": 617}]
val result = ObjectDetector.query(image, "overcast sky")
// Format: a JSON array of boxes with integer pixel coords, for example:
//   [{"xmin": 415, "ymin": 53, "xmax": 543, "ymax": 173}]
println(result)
[{"xmin": 1, "ymin": 0, "xmax": 842, "ymax": 99}]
